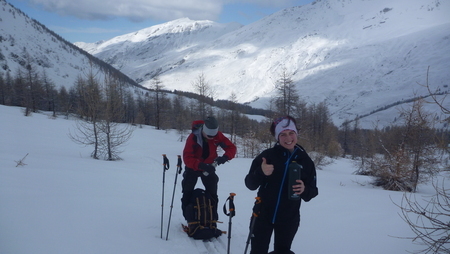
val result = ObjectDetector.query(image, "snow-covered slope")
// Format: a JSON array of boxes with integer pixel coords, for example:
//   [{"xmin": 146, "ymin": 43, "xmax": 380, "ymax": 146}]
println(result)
[
  {"xmin": 0, "ymin": 0, "xmax": 140, "ymax": 93},
  {"xmin": 78, "ymin": 0, "xmax": 450, "ymax": 126},
  {"xmin": 1, "ymin": 104, "xmax": 444, "ymax": 254},
  {"xmin": 76, "ymin": 18, "xmax": 243, "ymax": 84},
  {"xmin": 2, "ymin": 0, "xmax": 449, "ymax": 127}
]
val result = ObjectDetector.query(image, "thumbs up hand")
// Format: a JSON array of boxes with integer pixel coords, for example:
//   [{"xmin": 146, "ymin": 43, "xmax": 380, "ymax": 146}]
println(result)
[{"xmin": 261, "ymin": 157, "xmax": 274, "ymax": 176}]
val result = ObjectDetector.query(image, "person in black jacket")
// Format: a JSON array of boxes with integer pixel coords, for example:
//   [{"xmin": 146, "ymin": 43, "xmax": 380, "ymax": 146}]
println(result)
[{"xmin": 245, "ymin": 116, "xmax": 318, "ymax": 254}]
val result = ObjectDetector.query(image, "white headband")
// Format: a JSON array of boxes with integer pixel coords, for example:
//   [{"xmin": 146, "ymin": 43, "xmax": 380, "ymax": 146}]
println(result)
[{"xmin": 275, "ymin": 118, "xmax": 297, "ymax": 141}]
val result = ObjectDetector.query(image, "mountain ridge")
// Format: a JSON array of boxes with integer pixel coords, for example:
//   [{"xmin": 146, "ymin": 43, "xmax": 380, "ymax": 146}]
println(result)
[
  {"xmin": 0, "ymin": 0, "xmax": 145, "ymax": 96},
  {"xmin": 1, "ymin": 0, "xmax": 449, "ymax": 127},
  {"xmin": 76, "ymin": 0, "xmax": 450, "ymax": 126}
]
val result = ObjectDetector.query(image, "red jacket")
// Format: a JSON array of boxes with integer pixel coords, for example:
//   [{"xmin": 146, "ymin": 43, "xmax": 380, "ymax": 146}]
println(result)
[{"xmin": 183, "ymin": 121, "xmax": 236, "ymax": 171}]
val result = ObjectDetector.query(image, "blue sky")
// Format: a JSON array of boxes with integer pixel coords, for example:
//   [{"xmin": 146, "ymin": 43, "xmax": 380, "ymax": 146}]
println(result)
[{"xmin": 9, "ymin": 0, "xmax": 314, "ymax": 43}]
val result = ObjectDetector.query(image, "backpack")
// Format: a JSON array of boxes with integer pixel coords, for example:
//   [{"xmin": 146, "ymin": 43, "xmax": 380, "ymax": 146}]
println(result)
[{"xmin": 183, "ymin": 188, "xmax": 223, "ymax": 240}]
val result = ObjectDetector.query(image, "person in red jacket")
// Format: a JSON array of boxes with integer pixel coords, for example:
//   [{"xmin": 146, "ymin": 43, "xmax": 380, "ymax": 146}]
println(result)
[{"xmin": 181, "ymin": 116, "xmax": 237, "ymax": 220}]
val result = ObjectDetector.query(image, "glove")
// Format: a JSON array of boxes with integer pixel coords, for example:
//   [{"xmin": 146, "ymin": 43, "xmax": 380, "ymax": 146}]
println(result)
[
  {"xmin": 215, "ymin": 155, "xmax": 229, "ymax": 165},
  {"xmin": 199, "ymin": 163, "xmax": 215, "ymax": 174}
]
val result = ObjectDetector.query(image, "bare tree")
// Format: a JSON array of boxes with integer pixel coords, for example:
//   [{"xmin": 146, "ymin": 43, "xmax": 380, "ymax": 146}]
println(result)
[
  {"xmin": 0, "ymin": 73, "xmax": 5, "ymax": 105},
  {"xmin": 69, "ymin": 73, "xmax": 134, "ymax": 161},
  {"xmin": 301, "ymin": 101, "xmax": 340, "ymax": 159},
  {"xmin": 394, "ymin": 71, "xmax": 450, "ymax": 253},
  {"xmin": 397, "ymin": 178, "xmax": 450, "ymax": 254},
  {"xmin": 366, "ymin": 99, "xmax": 440, "ymax": 192},
  {"xmin": 151, "ymin": 75, "xmax": 166, "ymax": 130},
  {"xmin": 22, "ymin": 53, "xmax": 36, "ymax": 115},
  {"xmin": 97, "ymin": 74, "xmax": 133, "ymax": 161},
  {"xmin": 423, "ymin": 66, "xmax": 449, "ymax": 116},
  {"xmin": 192, "ymin": 72, "xmax": 213, "ymax": 118},
  {"xmin": 225, "ymin": 92, "xmax": 240, "ymax": 144},
  {"xmin": 69, "ymin": 72, "xmax": 103, "ymax": 159},
  {"xmin": 97, "ymin": 119, "xmax": 134, "ymax": 161},
  {"xmin": 69, "ymin": 117, "xmax": 101, "ymax": 158},
  {"xmin": 239, "ymin": 131, "xmax": 263, "ymax": 159},
  {"xmin": 340, "ymin": 119, "xmax": 369, "ymax": 159},
  {"xmin": 41, "ymin": 69, "xmax": 57, "ymax": 117},
  {"xmin": 172, "ymin": 94, "xmax": 189, "ymax": 142},
  {"xmin": 0, "ymin": 72, "xmax": 15, "ymax": 106},
  {"xmin": 274, "ymin": 69, "xmax": 299, "ymax": 116}
]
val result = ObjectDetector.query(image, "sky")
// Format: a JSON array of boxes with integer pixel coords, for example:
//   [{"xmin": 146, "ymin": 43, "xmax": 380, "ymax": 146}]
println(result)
[{"xmin": 9, "ymin": 0, "xmax": 314, "ymax": 43}]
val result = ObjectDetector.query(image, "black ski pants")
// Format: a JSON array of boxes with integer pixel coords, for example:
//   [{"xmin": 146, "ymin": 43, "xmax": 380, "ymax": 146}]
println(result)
[
  {"xmin": 250, "ymin": 215, "xmax": 299, "ymax": 254},
  {"xmin": 181, "ymin": 168, "xmax": 219, "ymax": 219}
]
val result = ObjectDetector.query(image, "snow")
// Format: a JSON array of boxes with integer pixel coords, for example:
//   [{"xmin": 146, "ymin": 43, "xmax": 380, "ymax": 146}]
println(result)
[
  {"xmin": 0, "ymin": 104, "xmax": 443, "ymax": 254},
  {"xmin": 74, "ymin": 0, "xmax": 450, "ymax": 127}
]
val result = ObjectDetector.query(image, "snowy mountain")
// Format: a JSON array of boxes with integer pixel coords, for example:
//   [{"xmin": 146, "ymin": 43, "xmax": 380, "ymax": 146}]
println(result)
[
  {"xmin": 76, "ymin": 0, "xmax": 450, "ymax": 127},
  {"xmin": 1, "ymin": 0, "xmax": 449, "ymax": 127},
  {"xmin": 0, "ymin": 0, "xmax": 143, "ymax": 95}
]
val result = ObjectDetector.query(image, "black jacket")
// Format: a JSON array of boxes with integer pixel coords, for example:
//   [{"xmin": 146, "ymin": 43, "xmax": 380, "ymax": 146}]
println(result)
[{"xmin": 245, "ymin": 144, "xmax": 318, "ymax": 224}]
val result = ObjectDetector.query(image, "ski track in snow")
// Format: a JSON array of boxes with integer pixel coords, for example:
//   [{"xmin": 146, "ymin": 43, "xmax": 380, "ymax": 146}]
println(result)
[
  {"xmin": 202, "ymin": 237, "xmax": 227, "ymax": 254},
  {"xmin": 191, "ymin": 239, "xmax": 209, "ymax": 254},
  {"xmin": 213, "ymin": 237, "xmax": 228, "ymax": 252},
  {"xmin": 188, "ymin": 237, "xmax": 227, "ymax": 254}
]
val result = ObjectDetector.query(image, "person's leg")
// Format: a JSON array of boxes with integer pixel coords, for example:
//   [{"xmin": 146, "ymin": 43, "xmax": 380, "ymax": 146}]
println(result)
[
  {"xmin": 201, "ymin": 171, "xmax": 219, "ymax": 201},
  {"xmin": 201, "ymin": 171, "xmax": 219, "ymax": 219},
  {"xmin": 181, "ymin": 170, "xmax": 199, "ymax": 219},
  {"xmin": 273, "ymin": 216, "xmax": 299, "ymax": 252},
  {"xmin": 250, "ymin": 217, "xmax": 273, "ymax": 254}
]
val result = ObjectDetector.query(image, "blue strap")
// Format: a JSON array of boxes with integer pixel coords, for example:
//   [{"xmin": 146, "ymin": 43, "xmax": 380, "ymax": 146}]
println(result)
[{"xmin": 272, "ymin": 147, "xmax": 298, "ymax": 224}]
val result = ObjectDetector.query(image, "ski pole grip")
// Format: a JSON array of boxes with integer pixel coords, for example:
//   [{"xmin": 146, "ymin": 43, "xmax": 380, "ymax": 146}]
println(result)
[
  {"xmin": 252, "ymin": 197, "xmax": 261, "ymax": 217},
  {"xmin": 163, "ymin": 154, "xmax": 169, "ymax": 170},
  {"xmin": 177, "ymin": 155, "xmax": 182, "ymax": 166},
  {"xmin": 177, "ymin": 155, "xmax": 182, "ymax": 174},
  {"xmin": 223, "ymin": 193, "xmax": 236, "ymax": 217},
  {"xmin": 229, "ymin": 193, "xmax": 236, "ymax": 216}
]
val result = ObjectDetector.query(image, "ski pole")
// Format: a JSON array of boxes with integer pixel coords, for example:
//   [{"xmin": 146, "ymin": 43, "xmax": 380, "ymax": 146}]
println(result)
[
  {"xmin": 165, "ymin": 155, "xmax": 182, "ymax": 241},
  {"xmin": 244, "ymin": 197, "xmax": 261, "ymax": 254},
  {"xmin": 161, "ymin": 154, "xmax": 170, "ymax": 239},
  {"xmin": 223, "ymin": 193, "xmax": 236, "ymax": 254}
]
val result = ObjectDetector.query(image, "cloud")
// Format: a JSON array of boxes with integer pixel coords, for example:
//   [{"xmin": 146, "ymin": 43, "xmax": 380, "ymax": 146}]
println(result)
[{"xmin": 29, "ymin": 0, "xmax": 223, "ymax": 22}]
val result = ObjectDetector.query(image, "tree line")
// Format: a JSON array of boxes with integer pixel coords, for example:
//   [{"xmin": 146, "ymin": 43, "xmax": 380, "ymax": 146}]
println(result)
[{"xmin": 1, "ymin": 64, "xmax": 448, "ymax": 187}]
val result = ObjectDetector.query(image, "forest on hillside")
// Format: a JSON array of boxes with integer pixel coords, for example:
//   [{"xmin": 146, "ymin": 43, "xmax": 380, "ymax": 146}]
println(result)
[{"xmin": 1, "ymin": 64, "xmax": 449, "ymax": 193}]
